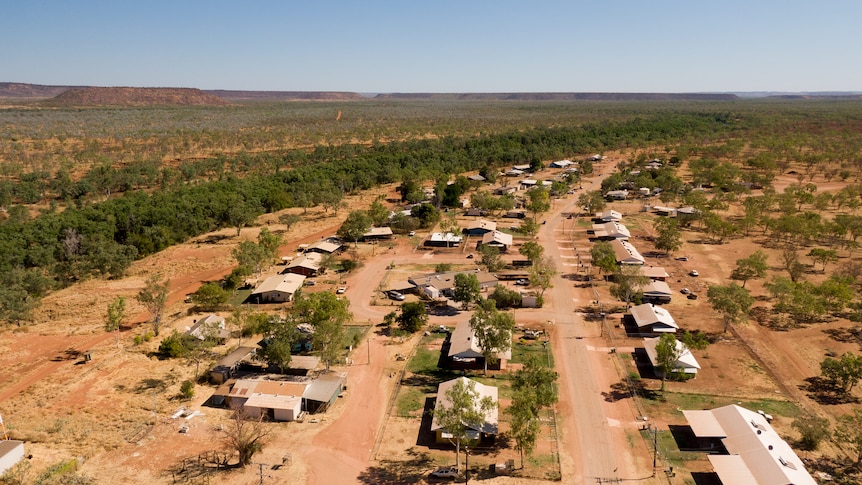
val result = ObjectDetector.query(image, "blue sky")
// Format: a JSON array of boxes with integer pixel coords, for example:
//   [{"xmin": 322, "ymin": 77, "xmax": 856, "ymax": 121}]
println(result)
[{"xmin": 3, "ymin": 1, "xmax": 860, "ymax": 93}]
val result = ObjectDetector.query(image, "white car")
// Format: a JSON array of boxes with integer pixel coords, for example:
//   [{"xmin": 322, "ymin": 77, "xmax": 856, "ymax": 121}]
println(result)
[
  {"xmin": 388, "ymin": 291, "xmax": 406, "ymax": 301},
  {"xmin": 689, "ymin": 270, "xmax": 699, "ymax": 277},
  {"xmin": 429, "ymin": 466, "xmax": 460, "ymax": 479},
  {"xmin": 408, "ymin": 231, "xmax": 416, "ymax": 236},
  {"xmin": 336, "ymin": 286, "xmax": 346, "ymax": 294}
]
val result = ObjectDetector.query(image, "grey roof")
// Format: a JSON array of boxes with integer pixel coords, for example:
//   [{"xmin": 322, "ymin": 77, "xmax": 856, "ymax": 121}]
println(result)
[
  {"xmin": 302, "ymin": 372, "xmax": 346, "ymax": 403},
  {"xmin": 481, "ymin": 230, "xmax": 513, "ymax": 247},
  {"xmin": 215, "ymin": 346, "xmax": 256, "ymax": 368},
  {"xmin": 643, "ymin": 337, "xmax": 699, "ymax": 372},
  {"xmin": 285, "ymin": 252, "xmax": 323, "ymax": 272},
  {"xmin": 630, "ymin": 303, "xmax": 678, "ymax": 331},
  {"xmin": 610, "ymin": 239, "xmax": 644, "ymax": 264},
  {"xmin": 448, "ymin": 320, "xmax": 512, "ymax": 361}
]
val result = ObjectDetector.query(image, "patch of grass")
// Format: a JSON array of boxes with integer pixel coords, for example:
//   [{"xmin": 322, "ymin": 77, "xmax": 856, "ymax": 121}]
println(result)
[
  {"xmin": 396, "ymin": 386, "xmax": 428, "ymax": 417},
  {"xmin": 344, "ymin": 325, "xmax": 370, "ymax": 349},
  {"xmin": 641, "ymin": 392, "xmax": 800, "ymax": 420},
  {"xmin": 229, "ymin": 289, "xmax": 252, "ymax": 305},
  {"xmin": 511, "ymin": 339, "xmax": 552, "ymax": 366},
  {"xmin": 407, "ymin": 344, "xmax": 439, "ymax": 375}
]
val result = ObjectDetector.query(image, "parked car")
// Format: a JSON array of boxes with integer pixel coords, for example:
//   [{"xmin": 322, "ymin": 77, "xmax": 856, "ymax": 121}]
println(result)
[
  {"xmin": 336, "ymin": 286, "xmax": 347, "ymax": 294},
  {"xmin": 680, "ymin": 288, "xmax": 691, "ymax": 295},
  {"xmin": 408, "ymin": 231, "xmax": 416, "ymax": 236},
  {"xmin": 515, "ymin": 279, "xmax": 529, "ymax": 286},
  {"xmin": 429, "ymin": 466, "xmax": 460, "ymax": 479},
  {"xmin": 388, "ymin": 291, "xmax": 405, "ymax": 301},
  {"xmin": 689, "ymin": 270, "xmax": 699, "ymax": 277},
  {"xmin": 687, "ymin": 293, "xmax": 699, "ymax": 300},
  {"xmin": 676, "ymin": 256, "xmax": 689, "ymax": 261},
  {"xmin": 466, "ymin": 253, "xmax": 474, "ymax": 259},
  {"xmin": 305, "ymin": 279, "xmax": 316, "ymax": 286}
]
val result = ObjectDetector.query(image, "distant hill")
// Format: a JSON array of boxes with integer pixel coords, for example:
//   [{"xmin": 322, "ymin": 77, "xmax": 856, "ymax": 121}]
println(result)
[
  {"xmin": 373, "ymin": 92, "xmax": 740, "ymax": 101},
  {"xmin": 205, "ymin": 90, "xmax": 362, "ymax": 101},
  {"xmin": 43, "ymin": 87, "xmax": 231, "ymax": 107},
  {"xmin": 0, "ymin": 82, "xmax": 76, "ymax": 99}
]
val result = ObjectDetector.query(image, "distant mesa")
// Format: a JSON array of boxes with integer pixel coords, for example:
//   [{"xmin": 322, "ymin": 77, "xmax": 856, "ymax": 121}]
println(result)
[{"xmin": 44, "ymin": 86, "xmax": 232, "ymax": 107}]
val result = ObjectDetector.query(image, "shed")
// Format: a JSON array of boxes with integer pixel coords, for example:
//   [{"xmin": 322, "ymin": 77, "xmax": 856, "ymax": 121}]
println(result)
[
  {"xmin": 210, "ymin": 346, "xmax": 256, "ymax": 384},
  {"xmin": 303, "ymin": 372, "xmax": 347, "ymax": 414},
  {"xmin": 643, "ymin": 337, "xmax": 699, "ymax": 375},
  {"xmin": 430, "ymin": 377, "xmax": 498, "ymax": 444},
  {"xmin": 605, "ymin": 190, "xmax": 629, "ymax": 200},
  {"xmin": 630, "ymin": 303, "xmax": 678, "ymax": 333},
  {"xmin": 244, "ymin": 393, "xmax": 303, "ymax": 421},
  {"xmin": 252, "ymin": 273, "xmax": 306, "ymax": 303},
  {"xmin": 361, "ymin": 227, "xmax": 394, "ymax": 241}
]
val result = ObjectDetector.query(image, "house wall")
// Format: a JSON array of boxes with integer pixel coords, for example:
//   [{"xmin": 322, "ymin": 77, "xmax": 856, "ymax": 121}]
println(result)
[
  {"xmin": 285, "ymin": 266, "xmax": 316, "ymax": 277},
  {"xmin": 0, "ymin": 441, "xmax": 25, "ymax": 475}
]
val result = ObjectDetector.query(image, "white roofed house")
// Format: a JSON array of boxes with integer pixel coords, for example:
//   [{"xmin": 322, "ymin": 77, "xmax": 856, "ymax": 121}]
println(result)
[
  {"xmin": 638, "ymin": 280, "xmax": 673, "ymax": 304},
  {"xmin": 430, "ymin": 377, "xmax": 499, "ymax": 445},
  {"xmin": 682, "ymin": 405, "xmax": 817, "ymax": 485},
  {"xmin": 447, "ymin": 320, "xmax": 511, "ymax": 370},
  {"xmin": 643, "ymin": 336, "xmax": 700, "ymax": 376},
  {"xmin": 610, "ymin": 239, "xmax": 645, "ymax": 265},
  {"xmin": 479, "ymin": 230, "xmax": 514, "ymax": 252},
  {"xmin": 305, "ymin": 238, "xmax": 342, "ymax": 254},
  {"xmin": 251, "ymin": 273, "xmax": 306, "ymax": 303},
  {"xmin": 590, "ymin": 221, "xmax": 631, "ymax": 241},
  {"xmin": 185, "ymin": 313, "xmax": 231, "ymax": 343},
  {"xmin": 549, "ymin": 159, "xmax": 574, "ymax": 168},
  {"xmin": 595, "ymin": 210, "xmax": 622, "ymax": 222},
  {"xmin": 630, "ymin": 303, "xmax": 678, "ymax": 333}
]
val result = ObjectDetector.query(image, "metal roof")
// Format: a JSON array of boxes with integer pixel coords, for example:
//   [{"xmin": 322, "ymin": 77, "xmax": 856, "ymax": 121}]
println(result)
[{"xmin": 430, "ymin": 377, "xmax": 499, "ymax": 435}]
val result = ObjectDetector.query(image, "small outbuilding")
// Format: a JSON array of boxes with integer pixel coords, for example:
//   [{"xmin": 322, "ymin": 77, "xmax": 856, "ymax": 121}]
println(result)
[
  {"xmin": 210, "ymin": 346, "xmax": 256, "ymax": 384},
  {"xmin": 302, "ymin": 372, "xmax": 347, "ymax": 414},
  {"xmin": 0, "ymin": 440, "xmax": 25, "ymax": 476}
]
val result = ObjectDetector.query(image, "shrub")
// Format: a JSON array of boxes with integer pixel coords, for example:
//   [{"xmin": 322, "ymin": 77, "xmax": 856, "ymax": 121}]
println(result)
[{"xmin": 180, "ymin": 380, "xmax": 195, "ymax": 400}]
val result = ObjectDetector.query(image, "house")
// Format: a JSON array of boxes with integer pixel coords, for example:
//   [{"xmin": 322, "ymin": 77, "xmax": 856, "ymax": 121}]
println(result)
[
  {"xmin": 682, "ymin": 405, "xmax": 817, "ymax": 485},
  {"xmin": 605, "ymin": 189, "xmax": 629, "ymax": 200},
  {"xmin": 464, "ymin": 219, "xmax": 497, "ymax": 236},
  {"xmin": 503, "ymin": 209, "xmax": 526, "ymax": 219},
  {"xmin": 463, "ymin": 208, "xmax": 486, "ymax": 217},
  {"xmin": 638, "ymin": 280, "xmax": 673, "ymax": 304},
  {"xmin": 610, "ymin": 239, "xmax": 645, "ymax": 265},
  {"xmin": 643, "ymin": 336, "xmax": 699, "ymax": 376},
  {"xmin": 494, "ymin": 186, "xmax": 519, "ymax": 196},
  {"xmin": 479, "ymin": 230, "xmax": 514, "ymax": 252},
  {"xmin": 447, "ymin": 320, "xmax": 511, "ymax": 370},
  {"xmin": 652, "ymin": 206, "xmax": 677, "ymax": 217},
  {"xmin": 587, "ymin": 154, "xmax": 603, "ymax": 161},
  {"xmin": 504, "ymin": 168, "xmax": 525, "ymax": 177},
  {"xmin": 283, "ymin": 252, "xmax": 323, "ymax": 277},
  {"xmin": 595, "ymin": 210, "xmax": 622, "ymax": 222},
  {"xmin": 467, "ymin": 174, "xmax": 486, "ymax": 182},
  {"xmin": 361, "ymin": 226, "xmax": 394, "ymax": 241},
  {"xmin": 512, "ymin": 164, "xmax": 531, "ymax": 171},
  {"xmin": 630, "ymin": 303, "xmax": 678, "ymax": 333},
  {"xmin": 549, "ymin": 159, "xmax": 574, "ymax": 168},
  {"xmin": 409, "ymin": 270, "xmax": 499, "ymax": 298},
  {"xmin": 590, "ymin": 221, "xmax": 630, "ymax": 240},
  {"xmin": 0, "ymin": 440, "xmax": 25, "ymax": 476},
  {"xmin": 252, "ymin": 273, "xmax": 306, "ymax": 303},
  {"xmin": 186, "ymin": 313, "xmax": 231, "ymax": 342},
  {"xmin": 227, "ymin": 379, "xmax": 310, "ymax": 421},
  {"xmin": 638, "ymin": 266, "xmax": 669, "ymax": 281},
  {"xmin": 519, "ymin": 179, "xmax": 553, "ymax": 190},
  {"xmin": 305, "ymin": 238, "xmax": 342, "ymax": 254},
  {"xmin": 430, "ymin": 377, "xmax": 499, "ymax": 444},
  {"xmin": 210, "ymin": 346, "xmax": 256, "ymax": 384},
  {"xmin": 424, "ymin": 232, "xmax": 463, "ymax": 248}
]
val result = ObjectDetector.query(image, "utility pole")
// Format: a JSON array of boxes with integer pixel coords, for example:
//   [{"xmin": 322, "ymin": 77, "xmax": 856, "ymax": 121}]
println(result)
[{"xmin": 254, "ymin": 462, "xmax": 272, "ymax": 485}]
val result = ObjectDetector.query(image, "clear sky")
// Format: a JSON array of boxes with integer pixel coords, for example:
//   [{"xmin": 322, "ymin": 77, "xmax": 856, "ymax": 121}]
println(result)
[{"xmin": 2, "ymin": 1, "xmax": 860, "ymax": 93}]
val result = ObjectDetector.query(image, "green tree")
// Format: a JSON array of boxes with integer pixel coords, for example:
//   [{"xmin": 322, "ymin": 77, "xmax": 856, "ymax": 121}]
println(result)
[
  {"xmin": 792, "ymin": 416, "xmax": 830, "ymax": 451},
  {"xmin": 654, "ymin": 333, "xmax": 685, "ymax": 391},
  {"xmin": 508, "ymin": 356, "xmax": 558, "ymax": 468},
  {"xmin": 781, "ymin": 248, "xmax": 805, "ymax": 282},
  {"xmin": 105, "ymin": 296, "xmax": 126, "ymax": 348},
  {"xmin": 519, "ymin": 241, "xmax": 544, "ymax": 264},
  {"xmin": 577, "ymin": 190, "xmax": 606, "ymax": 216},
  {"xmin": 529, "ymin": 256, "xmax": 557, "ymax": 298},
  {"xmin": 337, "ymin": 210, "xmax": 372, "ymax": 247},
  {"xmin": 256, "ymin": 227, "xmax": 282, "ymax": 268},
  {"xmin": 278, "ymin": 213, "xmax": 301, "ymax": 232},
  {"xmin": 227, "ymin": 200, "xmax": 258, "ymax": 237},
  {"xmin": 511, "ymin": 356, "xmax": 559, "ymax": 411},
  {"xmin": 453, "ymin": 272, "xmax": 481, "ymax": 310},
  {"xmin": 434, "ymin": 262, "xmax": 453, "ymax": 273},
  {"xmin": 292, "ymin": 291, "xmax": 351, "ymax": 371},
  {"xmin": 488, "ymin": 285, "xmax": 522, "ymax": 309},
  {"xmin": 479, "ymin": 244, "xmax": 504, "ymax": 272},
  {"xmin": 590, "ymin": 241, "xmax": 617, "ymax": 279},
  {"xmin": 653, "ymin": 217, "xmax": 682, "ymax": 255},
  {"xmin": 526, "ymin": 187, "xmax": 551, "ymax": 221},
  {"xmin": 258, "ymin": 319, "xmax": 298, "ymax": 371},
  {"xmin": 610, "ymin": 265, "xmax": 649, "ymax": 308},
  {"xmin": 730, "ymin": 250, "xmax": 769, "ymax": 288},
  {"xmin": 835, "ymin": 408, "xmax": 862, "ymax": 467},
  {"xmin": 469, "ymin": 300, "xmax": 515, "ymax": 374},
  {"xmin": 137, "ymin": 274, "xmax": 169, "ymax": 336},
  {"xmin": 507, "ymin": 389, "xmax": 541, "ymax": 469},
  {"xmin": 820, "ymin": 352, "xmax": 862, "ymax": 395},
  {"xmin": 189, "ymin": 282, "xmax": 230, "ymax": 311},
  {"xmin": 367, "ymin": 196, "xmax": 390, "ymax": 227},
  {"xmin": 707, "ymin": 283, "xmax": 754, "ymax": 333},
  {"xmin": 232, "ymin": 240, "xmax": 268, "ymax": 277},
  {"xmin": 432, "ymin": 378, "xmax": 497, "ymax": 470},
  {"xmin": 808, "ymin": 248, "xmax": 838, "ymax": 273},
  {"xmin": 397, "ymin": 301, "xmax": 428, "ymax": 333}
]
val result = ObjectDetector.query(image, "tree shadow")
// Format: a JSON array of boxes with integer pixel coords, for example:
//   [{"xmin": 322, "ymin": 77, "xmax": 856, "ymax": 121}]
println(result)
[
  {"xmin": 823, "ymin": 326, "xmax": 862, "ymax": 345},
  {"xmin": 52, "ymin": 348, "xmax": 83, "ymax": 362},
  {"xmin": 357, "ymin": 447, "xmax": 434, "ymax": 484},
  {"xmin": 135, "ymin": 378, "xmax": 168, "ymax": 394},
  {"xmin": 801, "ymin": 376, "xmax": 860, "ymax": 405}
]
